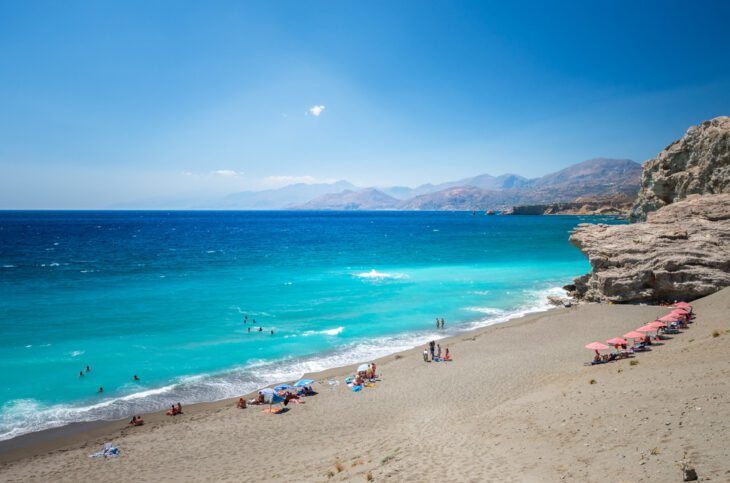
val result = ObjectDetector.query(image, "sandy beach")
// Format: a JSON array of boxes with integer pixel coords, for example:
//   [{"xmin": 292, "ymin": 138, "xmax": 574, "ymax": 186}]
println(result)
[{"xmin": 1, "ymin": 289, "xmax": 728, "ymax": 482}]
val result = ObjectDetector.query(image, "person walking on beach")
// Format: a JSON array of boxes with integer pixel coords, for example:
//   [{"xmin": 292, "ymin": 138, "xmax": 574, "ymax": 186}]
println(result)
[{"xmin": 428, "ymin": 340, "xmax": 435, "ymax": 361}]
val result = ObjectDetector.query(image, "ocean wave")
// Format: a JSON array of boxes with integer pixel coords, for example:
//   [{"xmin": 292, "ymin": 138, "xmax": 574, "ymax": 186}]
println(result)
[
  {"xmin": 462, "ymin": 286, "xmax": 565, "ymax": 331},
  {"xmin": 354, "ymin": 269, "xmax": 408, "ymax": 280},
  {"xmin": 1, "ymin": 264, "xmax": 15, "ymax": 268},
  {"xmin": 464, "ymin": 307, "xmax": 505, "ymax": 315},
  {"xmin": 302, "ymin": 326, "xmax": 344, "ymax": 337}
]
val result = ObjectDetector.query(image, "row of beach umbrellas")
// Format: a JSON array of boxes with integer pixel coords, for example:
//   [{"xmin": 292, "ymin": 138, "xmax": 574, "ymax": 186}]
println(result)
[{"xmin": 585, "ymin": 302, "xmax": 692, "ymax": 352}]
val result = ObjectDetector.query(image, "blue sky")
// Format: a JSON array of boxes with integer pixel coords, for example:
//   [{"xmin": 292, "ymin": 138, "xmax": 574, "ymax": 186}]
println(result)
[{"xmin": 1, "ymin": 1, "xmax": 729, "ymax": 208}]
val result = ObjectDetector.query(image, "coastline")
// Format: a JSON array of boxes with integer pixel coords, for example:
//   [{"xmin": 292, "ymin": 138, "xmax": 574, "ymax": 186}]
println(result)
[
  {"xmin": 0, "ymin": 303, "xmax": 559, "ymax": 463},
  {"xmin": 1, "ymin": 289, "xmax": 728, "ymax": 482}
]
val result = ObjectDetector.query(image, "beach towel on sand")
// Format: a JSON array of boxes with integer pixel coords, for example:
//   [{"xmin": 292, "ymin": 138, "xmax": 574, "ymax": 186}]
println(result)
[{"xmin": 90, "ymin": 442, "xmax": 119, "ymax": 458}]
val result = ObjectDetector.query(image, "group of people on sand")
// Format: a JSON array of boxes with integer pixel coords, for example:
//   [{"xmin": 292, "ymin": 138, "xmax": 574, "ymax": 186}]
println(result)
[
  {"xmin": 128, "ymin": 415, "xmax": 144, "ymax": 426},
  {"xmin": 166, "ymin": 402, "xmax": 183, "ymax": 416},
  {"xmin": 435, "ymin": 318, "xmax": 446, "ymax": 329},
  {"xmin": 243, "ymin": 384, "xmax": 317, "ymax": 408},
  {"xmin": 243, "ymin": 315, "xmax": 274, "ymax": 335},
  {"xmin": 345, "ymin": 362, "xmax": 378, "ymax": 392},
  {"xmin": 423, "ymin": 340, "xmax": 450, "ymax": 362}
]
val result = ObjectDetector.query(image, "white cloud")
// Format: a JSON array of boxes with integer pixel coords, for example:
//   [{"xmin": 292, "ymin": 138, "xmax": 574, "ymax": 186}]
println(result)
[
  {"xmin": 308, "ymin": 105, "xmax": 326, "ymax": 117},
  {"xmin": 212, "ymin": 169, "xmax": 241, "ymax": 177}
]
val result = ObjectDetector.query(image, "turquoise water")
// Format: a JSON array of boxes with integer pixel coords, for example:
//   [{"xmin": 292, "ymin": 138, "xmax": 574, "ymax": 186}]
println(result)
[{"xmin": 0, "ymin": 211, "xmax": 612, "ymax": 440}]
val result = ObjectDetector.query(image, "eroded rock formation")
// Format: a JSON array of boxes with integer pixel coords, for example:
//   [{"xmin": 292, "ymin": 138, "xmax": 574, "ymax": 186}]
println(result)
[
  {"xmin": 567, "ymin": 194, "xmax": 730, "ymax": 303},
  {"xmin": 629, "ymin": 116, "xmax": 730, "ymax": 221}
]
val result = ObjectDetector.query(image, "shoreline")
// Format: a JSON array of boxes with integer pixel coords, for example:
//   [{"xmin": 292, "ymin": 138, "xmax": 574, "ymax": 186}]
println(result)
[
  {"xmin": 0, "ymin": 288, "xmax": 561, "ymax": 452},
  {"xmin": 0, "ymin": 304, "xmax": 560, "ymax": 464},
  {"xmin": 2, "ymin": 289, "xmax": 727, "ymax": 482}
]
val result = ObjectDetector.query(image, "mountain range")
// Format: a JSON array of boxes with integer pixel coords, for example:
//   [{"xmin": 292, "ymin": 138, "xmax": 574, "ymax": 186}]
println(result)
[
  {"xmin": 111, "ymin": 158, "xmax": 642, "ymax": 211},
  {"xmin": 294, "ymin": 158, "xmax": 641, "ymax": 211}
]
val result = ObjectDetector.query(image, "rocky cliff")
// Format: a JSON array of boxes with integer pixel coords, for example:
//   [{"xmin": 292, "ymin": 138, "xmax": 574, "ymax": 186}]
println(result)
[
  {"xmin": 568, "ymin": 117, "xmax": 730, "ymax": 303},
  {"xmin": 567, "ymin": 194, "xmax": 730, "ymax": 303},
  {"xmin": 629, "ymin": 116, "xmax": 730, "ymax": 221}
]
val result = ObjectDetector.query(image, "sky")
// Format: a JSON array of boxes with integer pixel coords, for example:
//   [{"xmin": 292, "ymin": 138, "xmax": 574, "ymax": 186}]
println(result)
[{"xmin": 1, "ymin": 1, "xmax": 729, "ymax": 208}]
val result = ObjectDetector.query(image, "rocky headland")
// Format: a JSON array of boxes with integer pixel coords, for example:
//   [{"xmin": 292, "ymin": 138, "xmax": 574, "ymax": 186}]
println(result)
[{"xmin": 567, "ymin": 117, "xmax": 730, "ymax": 303}]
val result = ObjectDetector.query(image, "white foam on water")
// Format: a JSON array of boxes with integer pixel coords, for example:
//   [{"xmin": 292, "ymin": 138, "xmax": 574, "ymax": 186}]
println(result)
[
  {"xmin": 301, "ymin": 326, "xmax": 344, "ymax": 337},
  {"xmin": 355, "ymin": 269, "xmax": 408, "ymax": 280},
  {"xmin": 70, "ymin": 350, "xmax": 84, "ymax": 357},
  {"xmin": 464, "ymin": 307, "xmax": 505, "ymax": 315}
]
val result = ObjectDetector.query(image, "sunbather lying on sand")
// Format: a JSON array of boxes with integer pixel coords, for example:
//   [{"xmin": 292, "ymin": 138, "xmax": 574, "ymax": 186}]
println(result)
[{"xmin": 128, "ymin": 416, "xmax": 144, "ymax": 426}]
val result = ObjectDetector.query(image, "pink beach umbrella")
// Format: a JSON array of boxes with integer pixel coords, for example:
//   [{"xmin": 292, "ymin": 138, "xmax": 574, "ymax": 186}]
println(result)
[
  {"xmin": 606, "ymin": 337, "xmax": 627, "ymax": 345},
  {"xmin": 658, "ymin": 315, "xmax": 679, "ymax": 323},
  {"xmin": 623, "ymin": 331, "xmax": 645, "ymax": 339},
  {"xmin": 674, "ymin": 302, "xmax": 692, "ymax": 309},
  {"xmin": 670, "ymin": 309, "xmax": 689, "ymax": 320},
  {"xmin": 648, "ymin": 321, "xmax": 667, "ymax": 328},
  {"xmin": 585, "ymin": 342, "xmax": 610, "ymax": 351},
  {"xmin": 636, "ymin": 325, "xmax": 656, "ymax": 332}
]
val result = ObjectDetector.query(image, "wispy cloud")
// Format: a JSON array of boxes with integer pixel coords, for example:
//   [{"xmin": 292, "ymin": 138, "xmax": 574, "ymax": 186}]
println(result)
[
  {"xmin": 307, "ymin": 105, "xmax": 326, "ymax": 117},
  {"xmin": 212, "ymin": 169, "xmax": 241, "ymax": 177}
]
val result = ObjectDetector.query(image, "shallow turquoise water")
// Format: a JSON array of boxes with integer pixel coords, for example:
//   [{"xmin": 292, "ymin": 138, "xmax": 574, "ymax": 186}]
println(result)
[{"xmin": 0, "ymin": 211, "xmax": 613, "ymax": 440}]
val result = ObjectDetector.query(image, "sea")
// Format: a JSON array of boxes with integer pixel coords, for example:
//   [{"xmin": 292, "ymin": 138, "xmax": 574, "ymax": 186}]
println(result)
[{"xmin": 0, "ymin": 211, "xmax": 620, "ymax": 441}]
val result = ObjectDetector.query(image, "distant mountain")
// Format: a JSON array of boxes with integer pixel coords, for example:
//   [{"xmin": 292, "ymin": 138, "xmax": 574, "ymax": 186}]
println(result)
[
  {"xmin": 293, "ymin": 188, "xmax": 399, "ymax": 210},
  {"xmin": 528, "ymin": 158, "xmax": 640, "ymax": 191},
  {"xmin": 214, "ymin": 181, "xmax": 357, "ymax": 209},
  {"xmin": 398, "ymin": 158, "xmax": 641, "ymax": 211}
]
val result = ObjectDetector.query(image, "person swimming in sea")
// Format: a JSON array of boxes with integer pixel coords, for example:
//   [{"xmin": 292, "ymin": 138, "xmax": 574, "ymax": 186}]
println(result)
[
  {"xmin": 258, "ymin": 327, "xmax": 263, "ymax": 332},
  {"xmin": 98, "ymin": 386, "xmax": 103, "ymax": 393},
  {"xmin": 79, "ymin": 371, "xmax": 84, "ymax": 377},
  {"xmin": 270, "ymin": 329, "xmax": 274, "ymax": 335},
  {"xmin": 134, "ymin": 374, "xmax": 140, "ymax": 381},
  {"xmin": 247, "ymin": 327, "xmax": 251, "ymax": 333},
  {"xmin": 86, "ymin": 365, "xmax": 91, "ymax": 372}
]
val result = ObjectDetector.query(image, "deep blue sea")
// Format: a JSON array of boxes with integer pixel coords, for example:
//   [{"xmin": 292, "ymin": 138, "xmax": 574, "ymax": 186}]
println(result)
[{"xmin": 0, "ymin": 211, "xmax": 614, "ymax": 440}]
